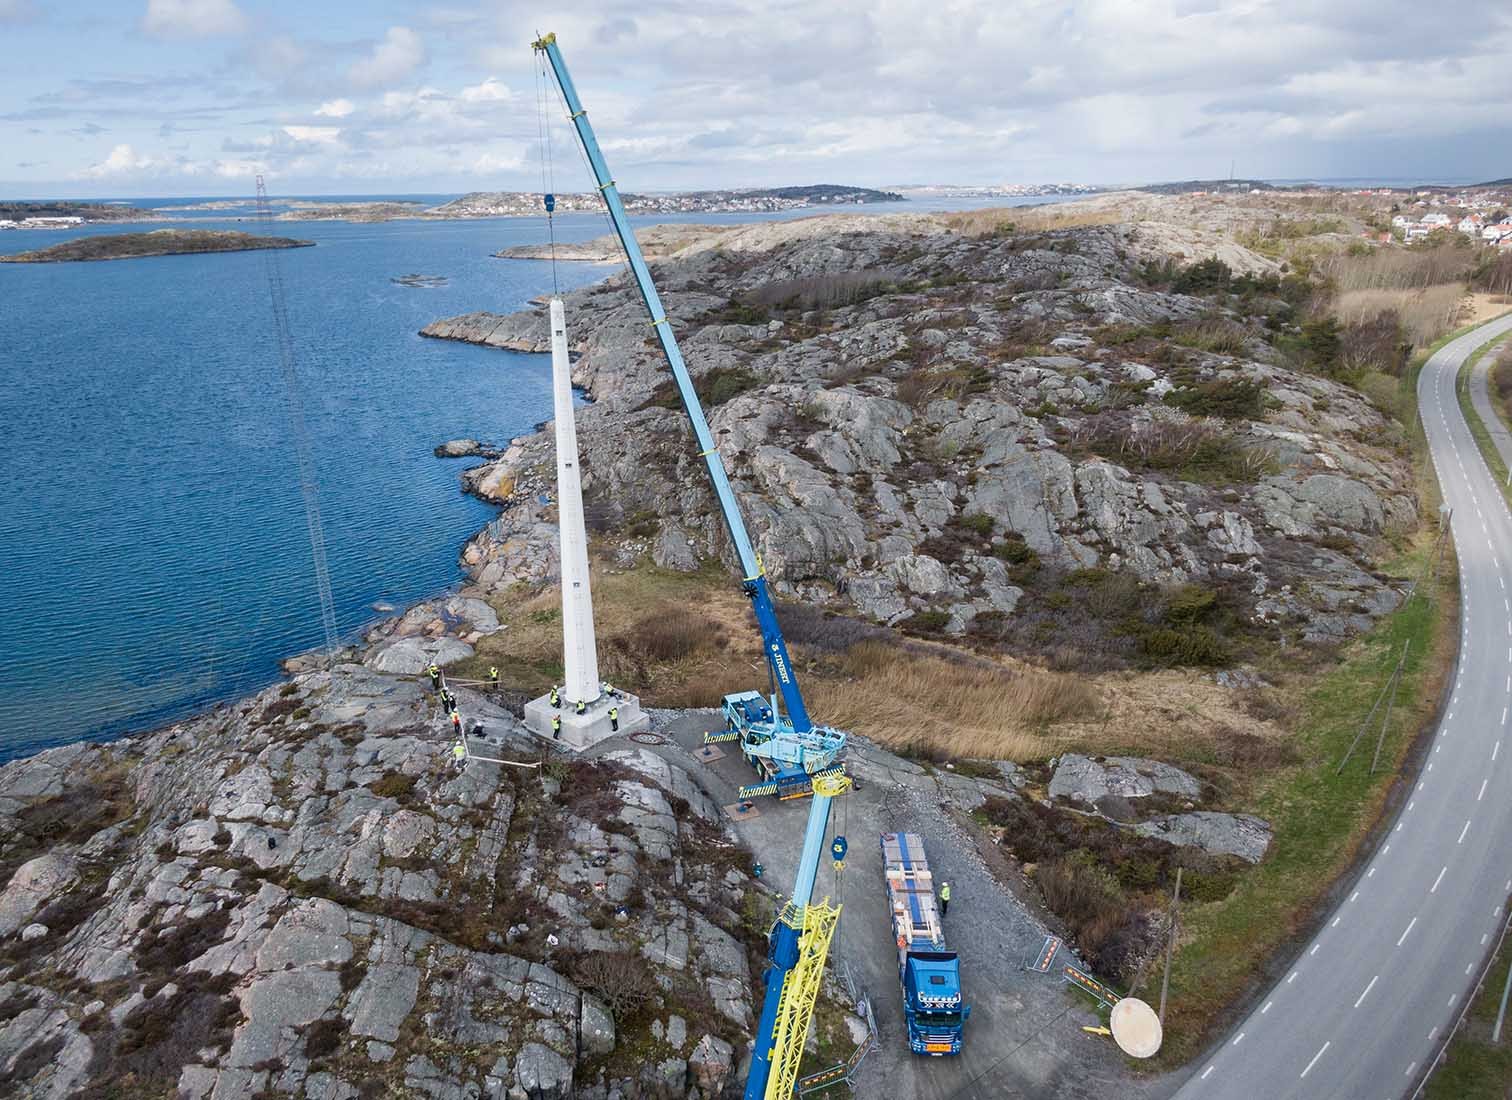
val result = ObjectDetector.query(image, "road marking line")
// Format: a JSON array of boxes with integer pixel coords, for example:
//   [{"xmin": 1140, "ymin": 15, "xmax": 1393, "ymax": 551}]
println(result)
[
  {"xmin": 1331, "ymin": 916, "xmax": 1340, "ymax": 927},
  {"xmin": 1395, "ymin": 822, "xmax": 1403, "ymax": 832},
  {"xmin": 1398, "ymin": 917, "xmax": 1417, "ymax": 946},
  {"xmin": 1484, "ymin": 933, "xmax": 1491, "ymax": 946},
  {"xmin": 1354, "ymin": 975, "xmax": 1378, "ymax": 1008},
  {"xmin": 1310, "ymin": 943, "xmax": 1321, "ymax": 955},
  {"xmin": 1288, "ymin": 970, "xmax": 1298, "ymax": 983},
  {"xmin": 1201, "ymin": 1065, "xmax": 1214, "ymax": 1080},
  {"xmin": 1410, "ymin": 799, "xmax": 1417, "ymax": 809},
  {"xmin": 1261, "ymin": 1001, "xmax": 1272, "ymax": 1014},
  {"xmin": 1450, "ymin": 994, "xmax": 1458, "ymax": 1007},
  {"xmin": 1232, "ymin": 1031, "xmax": 1245, "ymax": 1046},
  {"xmin": 1300, "ymin": 1042, "xmax": 1330, "ymax": 1079},
  {"xmin": 1460, "ymin": 820, "xmax": 1471, "ymax": 843},
  {"xmin": 1430, "ymin": 1026, "xmax": 1439, "ymax": 1040},
  {"xmin": 1368, "ymin": 867, "xmax": 1377, "ymax": 878},
  {"xmin": 1432, "ymin": 867, "xmax": 1447, "ymax": 892},
  {"xmin": 1496, "ymin": 742, "xmax": 1502, "ymax": 761},
  {"xmin": 1428, "ymin": 763, "xmax": 1434, "ymax": 772},
  {"xmin": 1383, "ymin": 844, "xmax": 1391, "ymax": 854},
  {"xmin": 1349, "ymin": 891, "xmax": 1359, "ymax": 903},
  {"xmin": 1469, "ymin": 962, "xmax": 1477, "ymax": 975},
  {"xmin": 1505, "ymin": 708, "xmax": 1509, "ymax": 725},
  {"xmin": 1480, "ymin": 779, "xmax": 1489, "ymax": 801}
]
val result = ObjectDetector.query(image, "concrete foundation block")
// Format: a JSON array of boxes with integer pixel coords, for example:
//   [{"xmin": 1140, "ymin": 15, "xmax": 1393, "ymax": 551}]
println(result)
[{"xmin": 522, "ymin": 690, "xmax": 648, "ymax": 751}]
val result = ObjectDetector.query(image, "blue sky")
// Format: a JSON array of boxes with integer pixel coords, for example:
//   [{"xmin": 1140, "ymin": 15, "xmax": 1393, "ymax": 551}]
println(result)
[{"xmin": 3, "ymin": 1, "xmax": 1511, "ymax": 198}]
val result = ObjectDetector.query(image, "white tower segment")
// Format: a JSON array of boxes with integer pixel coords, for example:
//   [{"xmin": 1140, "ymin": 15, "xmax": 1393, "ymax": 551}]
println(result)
[{"xmin": 550, "ymin": 297, "xmax": 600, "ymax": 707}]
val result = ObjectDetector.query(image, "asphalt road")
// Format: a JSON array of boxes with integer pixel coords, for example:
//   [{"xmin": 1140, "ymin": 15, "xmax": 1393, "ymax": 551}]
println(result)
[{"xmin": 1172, "ymin": 312, "xmax": 1512, "ymax": 1100}]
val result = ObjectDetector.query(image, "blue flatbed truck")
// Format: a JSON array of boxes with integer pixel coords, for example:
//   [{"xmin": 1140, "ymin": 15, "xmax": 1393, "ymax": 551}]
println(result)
[{"xmin": 881, "ymin": 832, "xmax": 969, "ymax": 1054}]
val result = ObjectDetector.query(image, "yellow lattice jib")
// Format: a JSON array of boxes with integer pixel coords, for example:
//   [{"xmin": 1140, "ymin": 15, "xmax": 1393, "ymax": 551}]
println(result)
[{"xmin": 764, "ymin": 899, "xmax": 842, "ymax": 1100}]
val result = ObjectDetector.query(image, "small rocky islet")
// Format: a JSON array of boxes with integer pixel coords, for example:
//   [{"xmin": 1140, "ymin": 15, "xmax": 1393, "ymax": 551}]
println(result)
[{"xmin": 0, "ymin": 229, "xmax": 313, "ymax": 264}]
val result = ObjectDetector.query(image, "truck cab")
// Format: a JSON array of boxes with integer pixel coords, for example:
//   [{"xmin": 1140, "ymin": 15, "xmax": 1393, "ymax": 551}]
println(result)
[{"xmin": 901, "ymin": 950, "xmax": 969, "ymax": 1054}]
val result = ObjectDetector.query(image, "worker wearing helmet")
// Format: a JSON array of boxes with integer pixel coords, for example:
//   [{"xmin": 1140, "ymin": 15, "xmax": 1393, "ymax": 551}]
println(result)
[
  {"xmin": 549, "ymin": 686, "xmax": 560, "ymax": 709},
  {"xmin": 427, "ymin": 664, "xmax": 441, "ymax": 691},
  {"xmin": 452, "ymin": 740, "xmax": 466, "ymax": 768},
  {"xmin": 939, "ymin": 881, "xmax": 951, "ymax": 917},
  {"xmin": 489, "ymin": 666, "xmax": 499, "ymax": 687},
  {"xmin": 609, "ymin": 706, "xmax": 619, "ymax": 732},
  {"xmin": 551, "ymin": 715, "xmax": 562, "ymax": 740},
  {"xmin": 451, "ymin": 709, "xmax": 462, "ymax": 737},
  {"xmin": 575, "ymin": 698, "xmax": 586, "ymax": 716}
]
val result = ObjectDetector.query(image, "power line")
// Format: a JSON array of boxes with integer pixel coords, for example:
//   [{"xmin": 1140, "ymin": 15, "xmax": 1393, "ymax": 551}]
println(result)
[{"xmin": 254, "ymin": 175, "xmax": 338, "ymax": 662}]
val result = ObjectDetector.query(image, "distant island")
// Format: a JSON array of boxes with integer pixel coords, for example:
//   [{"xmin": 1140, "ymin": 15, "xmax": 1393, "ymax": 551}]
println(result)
[
  {"xmin": 0, "ymin": 200, "xmax": 153, "ymax": 229},
  {"xmin": 0, "ymin": 228, "xmax": 314, "ymax": 263},
  {"xmin": 277, "ymin": 200, "xmax": 427, "ymax": 222},
  {"xmin": 1138, "ymin": 179, "xmax": 1279, "ymax": 194},
  {"xmin": 433, "ymin": 184, "xmax": 904, "ymax": 219}
]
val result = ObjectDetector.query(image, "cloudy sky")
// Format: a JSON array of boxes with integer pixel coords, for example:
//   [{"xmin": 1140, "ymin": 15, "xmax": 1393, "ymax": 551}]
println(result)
[{"xmin": 3, "ymin": 0, "xmax": 1510, "ymax": 198}]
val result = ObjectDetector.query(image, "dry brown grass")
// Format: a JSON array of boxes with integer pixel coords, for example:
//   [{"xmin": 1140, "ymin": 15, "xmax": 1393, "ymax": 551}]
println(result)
[
  {"xmin": 941, "ymin": 203, "xmax": 1123, "ymax": 238},
  {"xmin": 804, "ymin": 639, "xmax": 1099, "ymax": 760},
  {"xmin": 1333, "ymin": 284, "xmax": 1467, "ymax": 348}
]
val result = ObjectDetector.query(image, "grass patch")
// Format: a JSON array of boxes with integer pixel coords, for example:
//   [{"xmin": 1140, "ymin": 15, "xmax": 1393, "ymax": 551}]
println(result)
[
  {"xmin": 805, "ymin": 639, "xmax": 1099, "ymax": 760},
  {"xmin": 1424, "ymin": 912, "xmax": 1512, "ymax": 1098}
]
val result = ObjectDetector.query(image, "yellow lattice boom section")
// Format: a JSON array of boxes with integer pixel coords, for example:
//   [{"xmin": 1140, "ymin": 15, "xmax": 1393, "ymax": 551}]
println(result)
[{"xmin": 764, "ymin": 898, "xmax": 842, "ymax": 1100}]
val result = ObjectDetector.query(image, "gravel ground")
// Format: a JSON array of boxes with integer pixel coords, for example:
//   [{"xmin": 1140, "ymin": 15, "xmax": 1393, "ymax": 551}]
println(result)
[{"xmin": 587, "ymin": 709, "xmax": 1144, "ymax": 1099}]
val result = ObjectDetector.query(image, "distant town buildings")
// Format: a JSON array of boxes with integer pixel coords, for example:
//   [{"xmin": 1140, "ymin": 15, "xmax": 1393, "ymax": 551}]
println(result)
[{"xmin": 0, "ymin": 215, "xmax": 83, "ymax": 230}]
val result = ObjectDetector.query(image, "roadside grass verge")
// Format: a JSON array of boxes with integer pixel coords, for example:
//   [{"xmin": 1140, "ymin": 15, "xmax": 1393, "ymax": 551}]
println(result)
[
  {"xmin": 1156, "ymin": 525, "xmax": 1456, "ymax": 1065},
  {"xmin": 1424, "ymin": 903, "xmax": 1512, "ymax": 1099}
]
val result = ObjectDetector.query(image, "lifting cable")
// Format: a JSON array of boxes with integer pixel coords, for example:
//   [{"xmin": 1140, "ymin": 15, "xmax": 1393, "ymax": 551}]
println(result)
[{"xmin": 533, "ymin": 50, "xmax": 560, "ymax": 296}]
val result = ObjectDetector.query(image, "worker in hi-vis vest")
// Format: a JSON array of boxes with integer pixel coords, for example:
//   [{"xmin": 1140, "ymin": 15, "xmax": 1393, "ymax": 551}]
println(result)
[
  {"xmin": 551, "ymin": 715, "xmax": 562, "ymax": 739},
  {"xmin": 549, "ymin": 686, "xmax": 560, "ymax": 708},
  {"xmin": 609, "ymin": 706, "xmax": 619, "ymax": 732},
  {"xmin": 452, "ymin": 741, "xmax": 466, "ymax": 767},
  {"xmin": 489, "ymin": 666, "xmax": 499, "ymax": 687},
  {"xmin": 427, "ymin": 664, "xmax": 441, "ymax": 691},
  {"xmin": 575, "ymin": 698, "xmax": 586, "ymax": 716},
  {"xmin": 940, "ymin": 881, "xmax": 951, "ymax": 917}
]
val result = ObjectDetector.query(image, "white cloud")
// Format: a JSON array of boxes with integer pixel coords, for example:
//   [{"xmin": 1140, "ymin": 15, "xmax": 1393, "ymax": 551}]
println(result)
[
  {"xmin": 314, "ymin": 98, "xmax": 355, "ymax": 118},
  {"xmin": 282, "ymin": 125, "xmax": 342, "ymax": 146},
  {"xmin": 142, "ymin": 0, "xmax": 246, "ymax": 39},
  {"xmin": 459, "ymin": 77, "xmax": 512, "ymax": 104},
  {"xmin": 347, "ymin": 26, "xmax": 427, "ymax": 90}
]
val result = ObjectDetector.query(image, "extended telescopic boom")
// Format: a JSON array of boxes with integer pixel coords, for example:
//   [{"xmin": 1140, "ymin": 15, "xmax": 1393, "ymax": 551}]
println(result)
[
  {"xmin": 530, "ymin": 32, "xmax": 813, "ymax": 733},
  {"xmin": 532, "ymin": 33, "xmax": 850, "ymax": 1100}
]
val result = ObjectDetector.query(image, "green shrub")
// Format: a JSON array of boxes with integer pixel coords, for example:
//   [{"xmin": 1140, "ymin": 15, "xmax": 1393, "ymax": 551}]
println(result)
[
  {"xmin": 957, "ymin": 513, "xmax": 994, "ymax": 537},
  {"xmin": 1165, "ymin": 377, "xmax": 1266, "ymax": 420},
  {"xmin": 1138, "ymin": 625, "xmax": 1230, "ymax": 667},
  {"xmin": 903, "ymin": 610, "xmax": 950, "ymax": 634}
]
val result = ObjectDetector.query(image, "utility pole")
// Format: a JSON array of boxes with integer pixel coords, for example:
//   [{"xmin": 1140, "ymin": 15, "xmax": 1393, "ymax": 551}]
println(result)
[
  {"xmin": 1159, "ymin": 867, "xmax": 1183, "ymax": 1024},
  {"xmin": 1371, "ymin": 641, "xmax": 1411, "ymax": 774}
]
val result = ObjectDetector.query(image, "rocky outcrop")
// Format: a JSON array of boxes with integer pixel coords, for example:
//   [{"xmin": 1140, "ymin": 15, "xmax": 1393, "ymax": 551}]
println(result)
[
  {"xmin": 1047, "ymin": 754, "xmax": 1202, "ymax": 809},
  {"xmin": 0, "ymin": 665, "xmax": 759, "ymax": 1099},
  {"xmin": 1133, "ymin": 812, "xmax": 1273, "ymax": 864},
  {"xmin": 441, "ymin": 210, "xmax": 1417, "ymax": 649}
]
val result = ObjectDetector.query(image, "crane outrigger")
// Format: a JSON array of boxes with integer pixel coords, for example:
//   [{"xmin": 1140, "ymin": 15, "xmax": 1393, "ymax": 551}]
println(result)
[{"xmin": 532, "ymin": 32, "xmax": 853, "ymax": 1100}]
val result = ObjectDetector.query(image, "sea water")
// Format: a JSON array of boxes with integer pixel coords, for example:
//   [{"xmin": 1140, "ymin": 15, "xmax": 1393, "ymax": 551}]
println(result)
[{"xmin": 0, "ymin": 195, "xmax": 1049, "ymax": 761}]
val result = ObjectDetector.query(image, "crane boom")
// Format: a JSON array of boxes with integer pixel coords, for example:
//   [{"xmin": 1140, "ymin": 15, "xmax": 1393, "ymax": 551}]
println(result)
[
  {"xmin": 531, "ymin": 33, "xmax": 851, "ymax": 1099},
  {"xmin": 531, "ymin": 33, "xmax": 812, "ymax": 732}
]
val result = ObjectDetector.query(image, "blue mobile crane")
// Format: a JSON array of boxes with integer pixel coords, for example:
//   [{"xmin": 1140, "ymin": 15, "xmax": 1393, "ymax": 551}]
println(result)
[{"xmin": 532, "ymin": 32, "xmax": 853, "ymax": 1099}]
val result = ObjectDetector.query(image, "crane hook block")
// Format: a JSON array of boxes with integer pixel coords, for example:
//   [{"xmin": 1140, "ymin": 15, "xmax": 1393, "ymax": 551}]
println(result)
[
  {"xmin": 830, "ymin": 836, "xmax": 847, "ymax": 864},
  {"xmin": 543, "ymin": 193, "xmax": 555, "ymax": 213}
]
